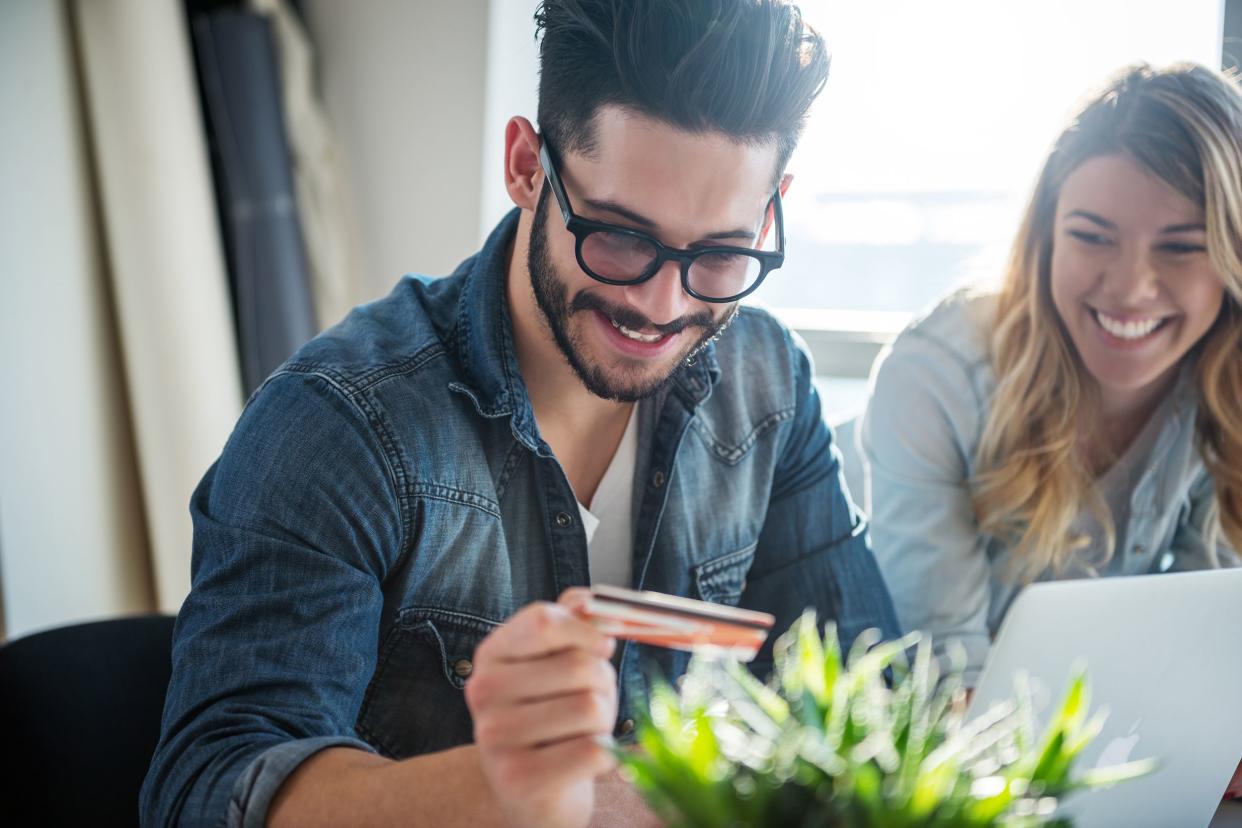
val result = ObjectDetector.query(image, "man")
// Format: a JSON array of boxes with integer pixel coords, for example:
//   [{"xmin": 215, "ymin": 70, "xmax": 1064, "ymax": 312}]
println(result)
[{"xmin": 142, "ymin": 1, "xmax": 900, "ymax": 826}]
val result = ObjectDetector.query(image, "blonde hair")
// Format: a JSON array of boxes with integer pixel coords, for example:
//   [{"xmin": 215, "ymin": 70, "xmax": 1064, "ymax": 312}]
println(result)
[{"xmin": 973, "ymin": 63, "xmax": 1242, "ymax": 581}]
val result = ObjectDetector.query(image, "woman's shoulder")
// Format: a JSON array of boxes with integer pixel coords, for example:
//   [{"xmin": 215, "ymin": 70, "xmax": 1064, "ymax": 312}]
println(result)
[
  {"xmin": 894, "ymin": 287, "xmax": 997, "ymax": 369},
  {"xmin": 865, "ymin": 288, "xmax": 999, "ymax": 465}
]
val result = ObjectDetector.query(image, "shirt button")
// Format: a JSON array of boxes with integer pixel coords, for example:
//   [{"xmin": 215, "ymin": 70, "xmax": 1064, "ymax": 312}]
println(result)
[
  {"xmin": 555, "ymin": 511, "xmax": 573, "ymax": 528},
  {"xmin": 1133, "ymin": 544, "xmax": 1146, "ymax": 556},
  {"xmin": 617, "ymin": 718, "xmax": 635, "ymax": 736},
  {"xmin": 453, "ymin": 658, "xmax": 473, "ymax": 679},
  {"xmin": 651, "ymin": 470, "xmax": 666, "ymax": 488}
]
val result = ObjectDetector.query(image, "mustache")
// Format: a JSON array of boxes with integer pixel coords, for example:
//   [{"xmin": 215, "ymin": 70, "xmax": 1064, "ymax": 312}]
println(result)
[{"xmin": 570, "ymin": 291, "xmax": 715, "ymax": 336}]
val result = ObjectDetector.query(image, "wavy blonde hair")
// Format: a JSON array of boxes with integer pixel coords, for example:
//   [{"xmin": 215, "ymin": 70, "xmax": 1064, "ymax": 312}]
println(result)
[{"xmin": 973, "ymin": 63, "xmax": 1242, "ymax": 581}]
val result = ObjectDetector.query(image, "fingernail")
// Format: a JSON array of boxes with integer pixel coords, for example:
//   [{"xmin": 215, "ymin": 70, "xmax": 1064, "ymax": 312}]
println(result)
[{"xmin": 592, "ymin": 734, "xmax": 618, "ymax": 751}]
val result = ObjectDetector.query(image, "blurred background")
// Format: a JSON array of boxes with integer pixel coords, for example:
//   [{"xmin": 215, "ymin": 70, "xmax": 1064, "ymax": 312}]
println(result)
[{"xmin": 1, "ymin": 0, "xmax": 1239, "ymax": 641}]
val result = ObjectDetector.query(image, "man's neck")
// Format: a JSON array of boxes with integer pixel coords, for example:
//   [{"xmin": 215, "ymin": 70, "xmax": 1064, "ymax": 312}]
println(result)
[{"xmin": 505, "ymin": 210, "xmax": 634, "ymax": 504}]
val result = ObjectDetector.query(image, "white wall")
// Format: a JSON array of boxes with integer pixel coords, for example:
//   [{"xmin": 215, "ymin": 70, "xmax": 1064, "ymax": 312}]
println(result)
[
  {"xmin": 478, "ymin": 0, "xmax": 541, "ymax": 242},
  {"xmin": 0, "ymin": 0, "xmax": 153, "ymax": 639},
  {"xmin": 303, "ymin": 0, "xmax": 491, "ymax": 300}
]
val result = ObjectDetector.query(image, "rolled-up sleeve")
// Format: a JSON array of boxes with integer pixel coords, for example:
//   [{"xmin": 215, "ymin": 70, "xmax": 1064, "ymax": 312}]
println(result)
[
  {"xmin": 225, "ymin": 736, "xmax": 375, "ymax": 828},
  {"xmin": 860, "ymin": 329, "xmax": 992, "ymax": 684},
  {"xmin": 141, "ymin": 370, "xmax": 404, "ymax": 827}
]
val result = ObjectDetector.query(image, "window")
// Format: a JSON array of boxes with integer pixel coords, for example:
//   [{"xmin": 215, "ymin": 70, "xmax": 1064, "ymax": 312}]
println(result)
[
  {"xmin": 477, "ymin": 1, "xmax": 1228, "ymax": 421},
  {"xmin": 762, "ymin": 0, "xmax": 1225, "ymax": 421}
]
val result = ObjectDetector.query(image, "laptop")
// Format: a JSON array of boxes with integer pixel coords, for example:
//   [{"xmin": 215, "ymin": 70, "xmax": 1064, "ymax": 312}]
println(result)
[{"xmin": 968, "ymin": 568, "xmax": 1242, "ymax": 828}]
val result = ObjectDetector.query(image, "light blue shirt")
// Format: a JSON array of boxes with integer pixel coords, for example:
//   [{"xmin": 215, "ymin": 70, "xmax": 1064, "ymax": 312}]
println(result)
[{"xmin": 860, "ymin": 290, "xmax": 1238, "ymax": 685}]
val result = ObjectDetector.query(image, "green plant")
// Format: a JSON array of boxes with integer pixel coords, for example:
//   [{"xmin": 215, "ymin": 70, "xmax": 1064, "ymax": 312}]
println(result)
[{"xmin": 619, "ymin": 612, "xmax": 1154, "ymax": 827}]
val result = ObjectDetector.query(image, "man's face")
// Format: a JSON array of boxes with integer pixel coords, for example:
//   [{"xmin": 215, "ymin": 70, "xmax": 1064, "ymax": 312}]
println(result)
[{"xmin": 527, "ymin": 107, "xmax": 781, "ymax": 402}]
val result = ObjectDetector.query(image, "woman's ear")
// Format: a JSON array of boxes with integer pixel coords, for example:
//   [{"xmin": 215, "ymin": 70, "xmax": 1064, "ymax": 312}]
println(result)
[{"xmin": 504, "ymin": 116, "xmax": 544, "ymax": 211}]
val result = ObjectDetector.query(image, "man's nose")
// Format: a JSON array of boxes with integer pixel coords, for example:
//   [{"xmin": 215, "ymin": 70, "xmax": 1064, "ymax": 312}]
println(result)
[{"xmin": 621, "ymin": 259, "xmax": 693, "ymax": 327}]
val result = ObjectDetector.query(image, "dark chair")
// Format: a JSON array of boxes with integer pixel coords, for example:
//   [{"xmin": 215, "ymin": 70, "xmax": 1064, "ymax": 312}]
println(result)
[{"xmin": 0, "ymin": 614, "xmax": 176, "ymax": 826}]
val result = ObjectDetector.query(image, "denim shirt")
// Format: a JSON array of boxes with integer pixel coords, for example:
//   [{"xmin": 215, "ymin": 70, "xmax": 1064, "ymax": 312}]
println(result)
[
  {"xmin": 860, "ymin": 290, "xmax": 1238, "ymax": 686},
  {"xmin": 141, "ymin": 209, "xmax": 900, "ymax": 827}
]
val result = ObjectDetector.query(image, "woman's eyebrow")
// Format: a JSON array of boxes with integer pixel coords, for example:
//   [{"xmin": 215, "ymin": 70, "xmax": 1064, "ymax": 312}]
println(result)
[
  {"xmin": 1160, "ymin": 222, "xmax": 1206, "ymax": 234},
  {"xmin": 1066, "ymin": 211, "xmax": 1206, "ymax": 235},
  {"xmin": 1065, "ymin": 209, "xmax": 1116, "ymax": 229}
]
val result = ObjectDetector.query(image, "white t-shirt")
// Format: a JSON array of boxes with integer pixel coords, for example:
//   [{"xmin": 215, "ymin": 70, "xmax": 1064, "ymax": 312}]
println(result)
[{"xmin": 577, "ymin": 406, "xmax": 639, "ymax": 588}]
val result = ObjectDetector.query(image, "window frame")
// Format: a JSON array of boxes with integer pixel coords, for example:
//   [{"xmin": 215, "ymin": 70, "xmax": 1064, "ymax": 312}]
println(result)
[{"xmin": 787, "ymin": 5, "xmax": 1237, "ymax": 384}]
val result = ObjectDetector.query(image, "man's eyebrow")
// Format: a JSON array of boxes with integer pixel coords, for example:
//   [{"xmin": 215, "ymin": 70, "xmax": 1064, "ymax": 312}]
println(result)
[
  {"xmin": 582, "ymin": 197, "xmax": 656, "ymax": 228},
  {"xmin": 583, "ymin": 197, "xmax": 756, "ymax": 242}
]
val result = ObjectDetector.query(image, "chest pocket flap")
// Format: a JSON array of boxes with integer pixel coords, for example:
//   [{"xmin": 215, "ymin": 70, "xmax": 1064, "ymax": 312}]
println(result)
[
  {"xmin": 692, "ymin": 540, "xmax": 758, "ymax": 606},
  {"xmin": 356, "ymin": 608, "xmax": 496, "ymax": 759}
]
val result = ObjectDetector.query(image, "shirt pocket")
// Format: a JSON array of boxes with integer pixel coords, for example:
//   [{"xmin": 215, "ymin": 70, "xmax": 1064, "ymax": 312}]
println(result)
[
  {"xmin": 355, "ymin": 608, "xmax": 496, "ymax": 759},
  {"xmin": 691, "ymin": 540, "xmax": 758, "ymax": 606}
]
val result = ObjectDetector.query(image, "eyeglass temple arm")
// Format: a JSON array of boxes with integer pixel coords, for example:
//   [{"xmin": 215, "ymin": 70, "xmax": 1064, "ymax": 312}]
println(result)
[
  {"xmin": 770, "ymin": 189, "xmax": 786, "ymax": 254},
  {"xmin": 538, "ymin": 141, "xmax": 575, "ymax": 226}
]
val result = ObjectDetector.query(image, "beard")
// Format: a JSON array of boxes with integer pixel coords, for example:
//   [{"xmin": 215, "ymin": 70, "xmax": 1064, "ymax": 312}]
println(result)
[{"xmin": 526, "ymin": 189, "xmax": 734, "ymax": 402}]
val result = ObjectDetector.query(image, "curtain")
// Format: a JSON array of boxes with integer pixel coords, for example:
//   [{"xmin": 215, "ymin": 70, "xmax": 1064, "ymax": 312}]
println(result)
[
  {"xmin": 1, "ymin": 0, "xmax": 358, "ymax": 638},
  {"xmin": 0, "ymin": 0, "xmax": 154, "ymax": 639},
  {"xmin": 251, "ymin": 0, "xmax": 365, "ymax": 331},
  {"xmin": 1, "ymin": 0, "xmax": 241, "ymax": 635},
  {"xmin": 70, "ymin": 0, "xmax": 244, "ymax": 615},
  {"xmin": 190, "ymin": 5, "xmax": 319, "ymax": 394}
]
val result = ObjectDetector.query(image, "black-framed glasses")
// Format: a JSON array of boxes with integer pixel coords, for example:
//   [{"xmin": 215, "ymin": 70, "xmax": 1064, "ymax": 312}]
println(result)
[{"xmin": 537, "ymin": 139, "xmax": 785, "ymax": 303}]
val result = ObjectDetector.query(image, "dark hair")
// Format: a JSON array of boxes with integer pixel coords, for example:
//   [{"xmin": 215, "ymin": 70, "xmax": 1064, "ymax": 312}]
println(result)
[{"xmin": 534, "ymin": 0, "xmax": 829, "ymax": 174}]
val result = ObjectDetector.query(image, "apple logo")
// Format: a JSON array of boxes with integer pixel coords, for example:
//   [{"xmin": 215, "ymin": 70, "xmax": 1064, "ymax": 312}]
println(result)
[{"xmin": 1096, "ymin": 719, "xmax": 1142, "ymax": 769}]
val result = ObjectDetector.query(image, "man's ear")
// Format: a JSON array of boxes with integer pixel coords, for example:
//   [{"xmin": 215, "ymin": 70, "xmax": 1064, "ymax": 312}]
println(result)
[
  {"xmin": 758, "ymin": 173, "xmax": 793, "ymax": 246},
  {"xmin": 504, "ymin": 116, "xmax": 543, "ymax": 211}
]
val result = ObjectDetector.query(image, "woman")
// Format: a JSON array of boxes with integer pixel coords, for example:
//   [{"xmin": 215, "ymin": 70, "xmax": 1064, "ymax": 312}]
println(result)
[{"xmin": 860, "ymin": 63, "xmax": 1242, "ymax": 704}]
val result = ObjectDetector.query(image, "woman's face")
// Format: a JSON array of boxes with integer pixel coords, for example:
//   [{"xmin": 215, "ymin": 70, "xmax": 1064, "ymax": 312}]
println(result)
[{"xmin": 1050, "ymin": 153, "xmax": 1225, "ymax": 409}]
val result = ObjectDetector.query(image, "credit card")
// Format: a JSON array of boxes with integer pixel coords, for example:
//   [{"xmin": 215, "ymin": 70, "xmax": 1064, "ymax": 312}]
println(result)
[{"xmin": 580, "ymin": 584, "xmax": 775, "ymax": 661}]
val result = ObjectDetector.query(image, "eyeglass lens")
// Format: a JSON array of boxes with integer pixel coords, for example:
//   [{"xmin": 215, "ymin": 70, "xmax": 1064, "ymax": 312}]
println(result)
[{"xmin": 578, "ymin": 228, "xmax": 771, "ymax": 299}]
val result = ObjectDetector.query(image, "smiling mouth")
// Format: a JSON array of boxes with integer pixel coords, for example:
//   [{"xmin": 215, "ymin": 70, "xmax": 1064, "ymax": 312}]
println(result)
[
  {"xmin": 608, "ymin": 315, "xmax": 668, "ymax": 343},
  {"xmin": 1091, "ymin": 308, "xmax": 1174, "ymax": 341}
]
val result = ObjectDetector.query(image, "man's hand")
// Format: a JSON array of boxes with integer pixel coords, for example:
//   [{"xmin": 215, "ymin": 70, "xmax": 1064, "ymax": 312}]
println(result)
[
  {"xmin": 466, "ymin": 589, "xmax": 620, "ymax": 828},
  {"xmin": 590, "ymin": 769, "xmax": 663, "ymax": 828}
]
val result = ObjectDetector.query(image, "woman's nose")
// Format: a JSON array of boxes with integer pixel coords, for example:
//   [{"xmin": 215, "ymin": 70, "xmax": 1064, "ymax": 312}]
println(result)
[{"xmin": 1098, "ymin": 244, "xmax": 1162, "ymax": 304}]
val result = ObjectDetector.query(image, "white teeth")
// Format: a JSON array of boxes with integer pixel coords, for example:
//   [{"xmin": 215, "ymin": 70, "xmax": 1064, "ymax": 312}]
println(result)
[
  {"xmin": 1095, "ymin": 310, "xmax": 1164, "ymax": 340},
  {"xmin": 610, "ymin": 317, "xmax": 663, "ymax": 343}
]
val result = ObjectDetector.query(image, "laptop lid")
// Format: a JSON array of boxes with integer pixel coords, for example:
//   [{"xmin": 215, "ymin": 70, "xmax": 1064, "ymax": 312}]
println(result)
[{"xmin": 968, "ymin": 568, "xmax": 1242, "ymax": 828}]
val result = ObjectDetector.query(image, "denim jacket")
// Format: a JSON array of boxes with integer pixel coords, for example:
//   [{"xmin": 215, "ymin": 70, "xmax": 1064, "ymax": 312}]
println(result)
[
  {"xmin": 141, "ymin": 210, "xmax": 900, "ymax": 827},
  {"xmin": 860, "ymin": 290, "xmax": 1238, "ymax": 686}
]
